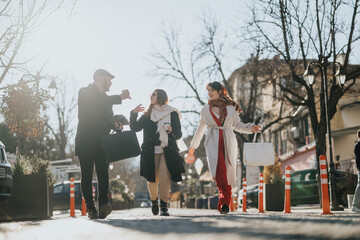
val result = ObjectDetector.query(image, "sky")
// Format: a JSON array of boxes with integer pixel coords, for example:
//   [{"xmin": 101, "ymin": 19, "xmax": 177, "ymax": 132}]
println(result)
[{"xmin": 18, "ymin": 0, "xmax": 248, "ymax": 142}]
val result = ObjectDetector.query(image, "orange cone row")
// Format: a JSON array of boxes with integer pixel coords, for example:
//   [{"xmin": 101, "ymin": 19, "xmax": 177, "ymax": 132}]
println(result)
[
  {"xmin": 70, "ymin": 179, "xmax": 97, "ymax": 217},
  {"xmin": 242, "ymin": 160, "xmax": 331, "ymax": 215}
]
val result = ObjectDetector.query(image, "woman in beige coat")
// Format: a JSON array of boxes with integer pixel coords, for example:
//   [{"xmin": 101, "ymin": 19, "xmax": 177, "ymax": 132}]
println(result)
[{"xmin": 188, "ymin": 81, "xmax": 261, "ymax": 214}]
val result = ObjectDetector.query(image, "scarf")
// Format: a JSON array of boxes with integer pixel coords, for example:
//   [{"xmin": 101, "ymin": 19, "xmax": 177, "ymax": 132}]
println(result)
[
  {"xmin": 151, "ymin": 104, "xmax": 181, "ymax": 148},
  {"xmin": 208, "ymin": 96, "xmax": 241, "ymax": 125}
]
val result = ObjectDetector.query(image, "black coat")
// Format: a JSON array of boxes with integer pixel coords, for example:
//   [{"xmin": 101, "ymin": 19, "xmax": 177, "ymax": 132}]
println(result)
[
  {"xmin": 130, "ymin": 111, "xmax": 185, "ymax": 182},
  {"xmin": 75, "ymin": 84, "xmax": 122, "ymax": 158},
  {"xmin": 355, "ymin": 141, "xmax": 360, "ymax": 171}
]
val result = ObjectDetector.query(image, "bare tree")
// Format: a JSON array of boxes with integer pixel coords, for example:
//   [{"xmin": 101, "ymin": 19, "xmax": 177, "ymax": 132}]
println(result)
[
  {"xmin": 0, "ymin": 0, "xmax": 72, "ymax": 87},
  {"xmin": 151, "ymin": 14, "xmax": 292, "ymax": 187},
  {"xmin": 247, "ymin": 0, "xmax": 360, "ymax": 162},
  {"xmin": 45, "ymin": 78, "xmax": 77, "ymax": 160}
]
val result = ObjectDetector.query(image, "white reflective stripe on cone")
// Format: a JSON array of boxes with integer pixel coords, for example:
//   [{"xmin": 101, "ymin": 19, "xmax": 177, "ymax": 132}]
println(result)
[
  {"xmin": 285, "ymin": 185, "xmax": 291, "ymax": 189},
  {"xmin": 320, "ymin": 160, "xmax": 327, "ymax": 165},
  {"xmin": 320, "ymin": 169, "xmax": 327, "ymax": 175},
  {"xmin": 321, "ymin": 178, "xmax": 328, "ymax": 184}
]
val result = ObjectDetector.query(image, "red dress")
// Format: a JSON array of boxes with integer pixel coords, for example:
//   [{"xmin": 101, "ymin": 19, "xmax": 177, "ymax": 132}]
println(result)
[{"xmin": 209, "ymin": 106, "xmax": 232, "ymax": 211}]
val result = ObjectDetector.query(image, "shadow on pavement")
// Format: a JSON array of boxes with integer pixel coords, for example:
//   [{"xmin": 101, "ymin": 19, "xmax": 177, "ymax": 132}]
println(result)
[{"xmin": 96, "ymin": 212, "xmax": 360, "ymax": 240}]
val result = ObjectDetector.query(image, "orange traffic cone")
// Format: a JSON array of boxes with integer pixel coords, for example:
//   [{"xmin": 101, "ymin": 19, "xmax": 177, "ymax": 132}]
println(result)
[
  {"xmin": 230, "ymin": 197, "xmax": 235, "ymax": 211},
  {"xmin": 284, "ymin": 166, "xmax": 291, "ymax": 213},
  {"xmin": 81, "ymin": 195, "xmax": 87, "ymax": 216},
  {"xmin": 319, "ymin": 155, "xmax": 333, "ymax": 215},
  {"xmin": 242, "ymin": 178, "xmax": 247, "ymax": 212},
  {"xmin": 70, "ymin": 178, "xmax": 75, "ymax": 217},
  {"xmin": 92, "ymin": 186, "xmax": 95, "ymax": 200},
  {"xmin": 258, "ymin": 173, "xmax": 264, "ymax": 213}
]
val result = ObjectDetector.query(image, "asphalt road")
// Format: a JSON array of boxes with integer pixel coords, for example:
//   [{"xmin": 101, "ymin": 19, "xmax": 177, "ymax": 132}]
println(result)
[{"xmin": 0, "ymin": 208, "xmax": 359, "ymax": 240}]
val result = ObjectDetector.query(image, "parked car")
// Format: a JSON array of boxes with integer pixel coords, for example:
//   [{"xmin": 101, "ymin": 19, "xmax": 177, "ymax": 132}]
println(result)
[
  {"xmin": 238, "ymin": 183, "xmax": 259, "ymax": 207},
  {"xmin": 0, "ymin": 141, "xmax": 13, "ymax": 201},
  {"xmin": 291, "ymin": 169, "xmax": 357, "ymax": 206},
  {"xmin": 140, "ymin": 201, "xmax": 151, "ymax": 208},
  {"xmin": 238, "ymin": 169, "xmax": 357, "ymax": 208},
  {"xmin": 53, "ymin": 180, "xmax": 112, "ymax": 210}
]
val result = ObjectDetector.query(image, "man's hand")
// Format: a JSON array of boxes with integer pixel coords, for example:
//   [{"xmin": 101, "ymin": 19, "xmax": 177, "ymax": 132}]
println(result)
[
  {"xmin": 120, "ymin": 89, "xmax": 131, "ymax": 100},
  {"xmin": 132, "ymin": 104, "xmax": 145, "ymax": 113},
  {"xmin": 114, "ymin": 122, "xmax": 123, "ymax": 131}
]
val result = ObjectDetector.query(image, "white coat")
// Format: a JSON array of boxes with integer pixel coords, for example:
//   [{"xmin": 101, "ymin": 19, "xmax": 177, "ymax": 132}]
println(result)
[{"xmin": 190, "ymin": 104, "xmax": 254, "ymax": 186}]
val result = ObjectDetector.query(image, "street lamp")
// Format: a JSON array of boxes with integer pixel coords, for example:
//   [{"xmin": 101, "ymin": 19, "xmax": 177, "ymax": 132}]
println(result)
[
  {"xmin": 303, "ymin": 53, "xmax": 346, "ymax": 211},
  {"xmin": 48, "ymin": 79, "xmax": 57, "ymax": 98}
]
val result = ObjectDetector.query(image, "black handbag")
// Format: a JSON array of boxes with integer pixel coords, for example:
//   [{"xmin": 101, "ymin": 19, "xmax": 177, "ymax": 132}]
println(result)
[{"xmin": 100, "ymin": 130, "xmax": 141, "ymax": 162}]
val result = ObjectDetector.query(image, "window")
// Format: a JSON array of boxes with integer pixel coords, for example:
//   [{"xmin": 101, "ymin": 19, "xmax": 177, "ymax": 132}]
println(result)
[
  {"xmin": 53, "ymin": 185, "xmax": 64, "ymax": 194},
  {"xmin": 304, "ymin": 172, "xmax": 317, "ymax": 181},
  {"xmin": 75, "ymin": 184, "xmax": 81, "ymax": 193},
  {"xmin": 0, "ymin": 149, "xmax": 5, "ymax": 163},
  {"xmin": 292, "ymin": 173, "xmax": 302, "ymax": 182}
]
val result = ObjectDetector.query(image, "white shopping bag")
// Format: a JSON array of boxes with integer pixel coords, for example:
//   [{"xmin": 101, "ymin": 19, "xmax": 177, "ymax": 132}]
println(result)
[{"xmin": 244, "ymin": 133, "xmax": 275, "ymax": 166}]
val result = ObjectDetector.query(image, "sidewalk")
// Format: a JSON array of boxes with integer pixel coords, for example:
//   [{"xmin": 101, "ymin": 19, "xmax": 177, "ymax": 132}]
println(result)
[{"xmin": 2, "ymin": 207, "xmax": 359, "ymax": 240}]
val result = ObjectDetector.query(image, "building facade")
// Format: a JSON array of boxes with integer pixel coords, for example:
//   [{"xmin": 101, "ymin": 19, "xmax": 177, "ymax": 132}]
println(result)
[{"xmin": 228, "ymin": 55, "xmax": 360, "ymax": 187}]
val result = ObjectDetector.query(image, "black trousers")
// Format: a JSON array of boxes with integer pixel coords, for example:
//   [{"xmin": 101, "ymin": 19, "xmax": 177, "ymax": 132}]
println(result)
[{"xmin": 78, "ymin": 151, "xmax": 109, "ymax": 210}]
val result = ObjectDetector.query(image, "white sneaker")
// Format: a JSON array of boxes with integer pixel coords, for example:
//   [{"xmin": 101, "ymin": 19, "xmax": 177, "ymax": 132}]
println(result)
[{"xmin": 352, "ymin": 206, "xmax": 360, "ymax": 213}]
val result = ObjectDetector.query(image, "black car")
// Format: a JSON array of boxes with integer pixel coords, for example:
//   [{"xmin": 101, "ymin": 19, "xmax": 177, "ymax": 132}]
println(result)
[
  {"xmin": 238, "ymin": 183, "xmax": 259, "ymax": 207},
  {"xmin": 0, "ymin": 141, "xmax": 13, "ymax": 201},
  {"xmin": 239, "ymin": 169, "xmax": 357, "ymax": 208},
  {"xmin": 53, "ymin": 181, "xmax": 113, "ymax": 210}
]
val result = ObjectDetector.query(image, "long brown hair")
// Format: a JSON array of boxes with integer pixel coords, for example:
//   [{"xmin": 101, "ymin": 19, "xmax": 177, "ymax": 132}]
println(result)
[
  {"xmin": 144, "ymin": 89, "xmax": 169, "ymax": 118},
  {"xmin": 207, "ymin": 81, "xmax": 242, "ymax": 113}
]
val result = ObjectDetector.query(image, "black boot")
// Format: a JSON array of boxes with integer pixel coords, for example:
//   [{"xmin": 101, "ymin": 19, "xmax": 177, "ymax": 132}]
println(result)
[
  {"xmin": 99, "ymin": 202, "xmax": 112, "ymax": 219},
  {"xmin": 220, "ymin": 204, "xmax": 229, "ymax": 214},
  {"xmin": 151, "ymin": 198, "xmax": 159, "ymax": 215},
  {"xmin": 160, "ymin": 199, "xmax": 169, "ymax": 216},
  {"xmin": 87, "ymin": 208, "xmax": 98, "ymax": 219}
]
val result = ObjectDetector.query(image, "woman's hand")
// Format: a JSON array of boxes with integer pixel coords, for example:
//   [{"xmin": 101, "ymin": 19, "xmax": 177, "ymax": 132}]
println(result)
[
  {"xmin": 188, "ymin": 148, "xmax": 195, "ymax": 155},
  {"xmin": 132, "ymin": 104, "xmax": 145, "ymax": 113},
  {"xmin": 252, "ymin": 125, "xmax": 262, "ymax": 133},
  {"xmin": 166, "ymin": 126, "xmax": 172, "ymax": 133},
  {"xmin": 185, "ymin": 148, "xmax": 196, "ymax": 164}
]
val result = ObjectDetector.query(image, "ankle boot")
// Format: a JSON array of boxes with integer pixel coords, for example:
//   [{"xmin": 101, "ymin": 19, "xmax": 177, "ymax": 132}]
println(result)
[
  {"xmin": 160, "ymin": 199, "xmax": 169, "ymax": 216},
  {"xmin": 151, "ymin": 198, "xmax": 159, "ymax": 215},
  {"xmin": 220, "ymin": 204, "xmax": 229, "ymax": 214}
]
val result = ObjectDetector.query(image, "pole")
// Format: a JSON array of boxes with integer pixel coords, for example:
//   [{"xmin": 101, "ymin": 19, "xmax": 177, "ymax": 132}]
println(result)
[
  {"xmin": 284, "ymin": 166, "xmax": 291, "ymax": 213},
  {"xmin": 321, "ymin": 56, "xmax": 343, "ymax": 211},
  {"xmin": 70, "ymin": 178, "xmax": 75, "ymax": 217},
  {"xmin": 242, "ymin": 178, "xmax": 247, "ymax": 212},
  {"xmin": 320, "ymin": 155, "xmax": 333, "ymax": 215},
  {"xmin": 258, "ymin": 173, "xmax": 264, "ymax": 213}
]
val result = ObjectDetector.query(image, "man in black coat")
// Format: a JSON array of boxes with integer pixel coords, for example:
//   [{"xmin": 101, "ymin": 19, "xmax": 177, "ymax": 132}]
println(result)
[
  {"xmin": 352, "ymin": 129, "xmax": 360, "ymax": 212},
  {"xmin": 75, "ymin": 69, "xmax": 130, "ymax": 219}
]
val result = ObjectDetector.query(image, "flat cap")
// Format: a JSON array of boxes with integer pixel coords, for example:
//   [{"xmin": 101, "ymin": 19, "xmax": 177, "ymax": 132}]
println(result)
[{"xmin": 93, "ymin": 69, "xmax": 115, "ymax": 79}]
